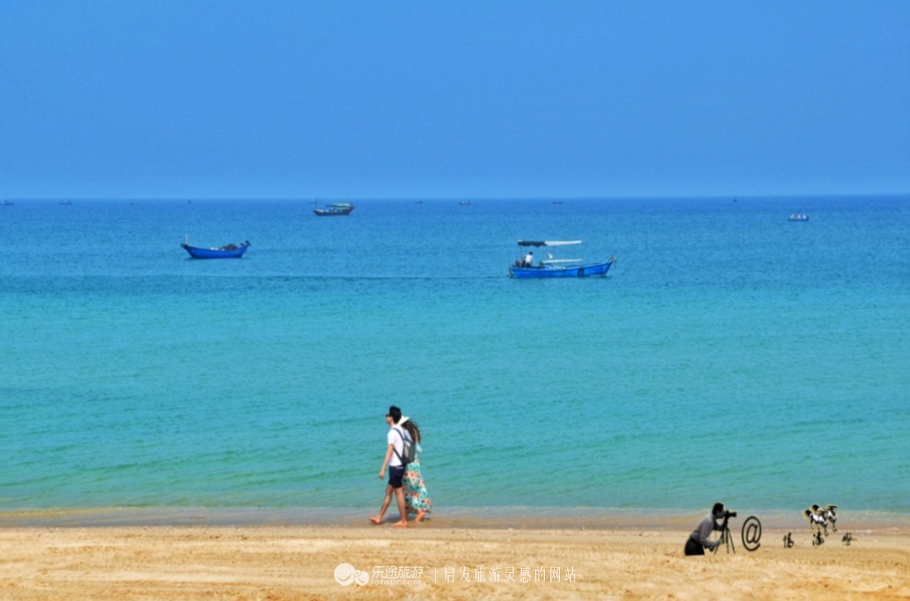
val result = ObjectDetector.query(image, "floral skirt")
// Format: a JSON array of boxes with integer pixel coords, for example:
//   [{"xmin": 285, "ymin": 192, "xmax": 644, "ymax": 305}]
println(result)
[{"xmin": 403, "ymin": 461, "xmax": 432, "ymax": 514}]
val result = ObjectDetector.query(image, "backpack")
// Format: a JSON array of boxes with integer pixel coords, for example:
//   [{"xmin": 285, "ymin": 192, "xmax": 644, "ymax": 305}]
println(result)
[{"xmin": 393, "ymin": 427, "xmax": 416, "ymax": 466}]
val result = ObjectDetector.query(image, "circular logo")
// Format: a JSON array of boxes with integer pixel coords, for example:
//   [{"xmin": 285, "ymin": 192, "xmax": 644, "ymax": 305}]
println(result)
[
  {"xmin": 741, "ymin": 516, "xmax": 762, "ymax": 552},
  {"xmin": 334, "ymin": 563, "xmax": 357, "ymax": 586},
  {"xmin": 334, "ymin": 563, "xmax": 369, "ymax": 586}
]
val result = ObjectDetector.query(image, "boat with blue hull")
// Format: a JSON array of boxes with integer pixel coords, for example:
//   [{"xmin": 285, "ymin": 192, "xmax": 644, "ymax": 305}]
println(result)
[
  {"xmin": 509, "ymin": 240, "xmax": 615, "ymax": 278},
  {"xmin": 181, "ymin": 237, "xmax": 250, "ymax": 259}
]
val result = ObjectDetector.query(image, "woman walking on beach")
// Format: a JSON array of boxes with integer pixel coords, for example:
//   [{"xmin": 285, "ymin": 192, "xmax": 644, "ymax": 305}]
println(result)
[{"xmin": 400, "ymin": 417, "xmax": 432, "ymax": 522}]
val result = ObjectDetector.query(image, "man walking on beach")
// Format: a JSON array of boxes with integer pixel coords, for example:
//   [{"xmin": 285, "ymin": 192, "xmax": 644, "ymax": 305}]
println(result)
[{"xmin": 369, "ymin": 405, "xmax": 410, "ymax": 528}]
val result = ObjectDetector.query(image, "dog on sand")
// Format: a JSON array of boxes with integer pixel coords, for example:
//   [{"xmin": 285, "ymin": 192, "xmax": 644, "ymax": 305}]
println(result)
[{"xmin": 804, "ymin": 504, "xmax": 829, "ymax": 536}]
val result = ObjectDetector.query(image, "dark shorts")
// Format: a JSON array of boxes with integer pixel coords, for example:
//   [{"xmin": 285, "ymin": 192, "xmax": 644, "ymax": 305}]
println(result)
[
  {"xmin": 388, "ymin": 465, "xmax": 405, "ymax": 489},
  {"xmin": 684, "ymin": 536, "xmax": 705, "ymax": 556}
]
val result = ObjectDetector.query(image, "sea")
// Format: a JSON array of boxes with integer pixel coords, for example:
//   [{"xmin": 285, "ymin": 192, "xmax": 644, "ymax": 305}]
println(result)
[{"xmin": 1, "ymin": 196, "xmax": 908, "ymax": 524}]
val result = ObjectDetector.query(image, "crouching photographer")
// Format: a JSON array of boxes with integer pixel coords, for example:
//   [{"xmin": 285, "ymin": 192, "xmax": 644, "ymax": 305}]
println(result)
[{"xmin": 685, "ymin": 502, "xmax": 736, "ymax": 556}]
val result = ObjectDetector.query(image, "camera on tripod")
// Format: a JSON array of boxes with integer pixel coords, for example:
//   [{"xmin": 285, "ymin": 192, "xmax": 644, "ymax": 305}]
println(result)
[
  {"xmin": 714, "ymin": 509, "xmax": 738, "ymax": 554},
  {"xmin": 719, "ymin": 509, "xmax": 737, "ymax": 530}
]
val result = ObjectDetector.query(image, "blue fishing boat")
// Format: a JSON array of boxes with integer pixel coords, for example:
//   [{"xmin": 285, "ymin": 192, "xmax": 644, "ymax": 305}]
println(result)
[
  {"xmin": 509, "ymin": 240, "xmax": 616, "ymax": 278},
  {"xmin": 181, "ymin": 236, "xmax": 250, "ymax": 259},
  {"xmin": 314, "ymin": 203, "xmax": 354, "ymax": 216},
  {"xmin": 789, "ymin": 214, "xmax": 809, "ymax": 222}
]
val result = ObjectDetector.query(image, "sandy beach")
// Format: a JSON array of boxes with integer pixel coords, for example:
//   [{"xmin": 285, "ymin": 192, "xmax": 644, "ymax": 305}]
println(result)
[{"xmin": 2, "ymin": 516, "xmax": 908, "ymax": 600}]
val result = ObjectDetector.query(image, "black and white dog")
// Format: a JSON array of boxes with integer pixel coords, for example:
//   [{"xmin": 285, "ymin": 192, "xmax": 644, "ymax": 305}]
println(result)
[
  {"xmin": 823, "ymin": 504, "xmax": 838, "ymax": 532},
  {"xmin": 804, "ymin": 504, "xmax": 838, "ymax": 536},
  {"xmin": 804, "ymin": 504, "xmax": 829, "ymax": 536}
]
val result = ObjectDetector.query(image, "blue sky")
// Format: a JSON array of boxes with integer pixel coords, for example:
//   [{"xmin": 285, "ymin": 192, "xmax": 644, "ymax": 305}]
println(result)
[{"xmin": 1, "ymin": 1, "xmax": 908, "ymax": 200}]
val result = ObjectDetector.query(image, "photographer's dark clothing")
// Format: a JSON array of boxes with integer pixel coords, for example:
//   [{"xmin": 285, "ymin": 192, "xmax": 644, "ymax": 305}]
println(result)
[
  {"xmin": 684, "ymin": 536, "xmax": 705, "ymax": 555},
  {"xmin": 685, "ymin": 513, "xmax": 722, "ymax": 555}
]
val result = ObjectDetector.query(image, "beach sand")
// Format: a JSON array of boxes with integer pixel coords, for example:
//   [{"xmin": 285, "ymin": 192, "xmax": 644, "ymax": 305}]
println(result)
[{"xmin": 2, "ymin": 516, "xmax": 909, "ymax": 600}]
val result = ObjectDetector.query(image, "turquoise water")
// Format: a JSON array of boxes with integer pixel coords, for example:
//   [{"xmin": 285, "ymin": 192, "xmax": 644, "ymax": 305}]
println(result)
[{"xmin": 1, "ymin": 197, "xmax": 908, "ymax": 515}]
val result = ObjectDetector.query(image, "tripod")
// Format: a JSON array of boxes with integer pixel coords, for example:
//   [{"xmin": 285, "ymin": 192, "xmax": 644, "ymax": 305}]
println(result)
[{"xmin": 712, "ymin": 518, "xmax": 736, "ymax": 554}]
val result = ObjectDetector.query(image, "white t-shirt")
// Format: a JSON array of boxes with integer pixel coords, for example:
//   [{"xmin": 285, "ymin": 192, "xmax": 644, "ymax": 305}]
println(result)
[{"xmin": 387, "ymin": 426, "xmax": 408, "ymax": 467}]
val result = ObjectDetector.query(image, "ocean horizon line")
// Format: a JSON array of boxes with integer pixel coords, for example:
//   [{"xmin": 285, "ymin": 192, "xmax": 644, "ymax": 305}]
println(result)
[{"xmin": 3, "ymin": 193, "xmax": 909, "ymax": 203}]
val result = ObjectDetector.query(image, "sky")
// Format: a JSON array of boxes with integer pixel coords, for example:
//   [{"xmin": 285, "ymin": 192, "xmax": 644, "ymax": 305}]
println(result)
[{"xmin": 1, "ymin": 1, "xmax": 908, "ymax": 200}]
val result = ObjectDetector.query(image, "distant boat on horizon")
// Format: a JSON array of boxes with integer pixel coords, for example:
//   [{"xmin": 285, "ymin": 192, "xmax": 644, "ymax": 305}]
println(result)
[
  {"xmin": 314, "ymin": 203, "xmax": 354, "ymax": 216},
  {"xmin": 1, "ymin": 200, "xmax": 13, "ymax": 206},
  {"xmin": 789, "ymin": 214, "xmax": 809, "ymax": 222},
  {"xmin": 60, "ymin": 199, "xmax": 72, "ymax": 206}
]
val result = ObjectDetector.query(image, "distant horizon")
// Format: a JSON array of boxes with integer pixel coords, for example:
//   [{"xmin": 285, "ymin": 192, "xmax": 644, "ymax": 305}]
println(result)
[{"xmin": 3, "ymin": 192, "xmax": 909, "ymax": 203}]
